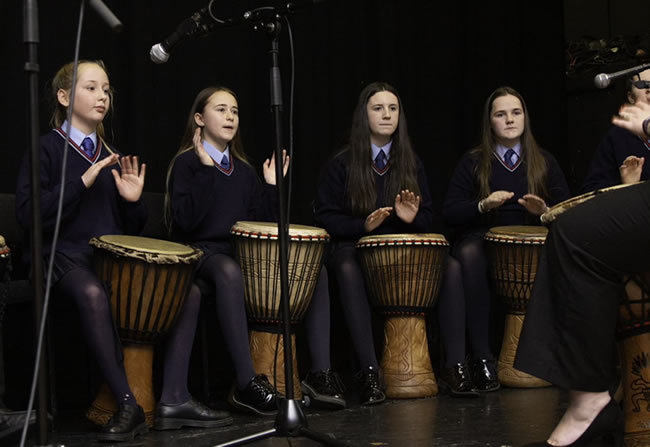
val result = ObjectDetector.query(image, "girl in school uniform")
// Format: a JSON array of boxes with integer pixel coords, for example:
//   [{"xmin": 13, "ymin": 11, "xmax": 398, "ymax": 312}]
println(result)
[
  {"xmin": 166, "ymin": 86, "xmax": 345, "ymax": 414},
  {"xmin": 581, "ymin": 69, "xmax": 650, "ymax": 193},
  {"xmin": 438, "ymin": 86, "xmax": 570, "ymax": 396},
  {"xmin": 313, "ymin": 81, "xmax": 433, "ymax": 405},
  {"xmin": 15, "ymin": 60, "xmax": 229, "ymax": 442}
]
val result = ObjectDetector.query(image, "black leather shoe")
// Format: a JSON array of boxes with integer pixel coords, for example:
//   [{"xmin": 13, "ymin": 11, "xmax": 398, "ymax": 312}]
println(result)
[
  {"xmin": 439, "ymin": 362, "xmax": 480, "ymax": 397},
  {"xmin": 471, "ymin": 358, "xmax": 500, "ymax": 392},
  {"xmin": 356, "ymin": 366, "xmax": 386, "ymax": 406},
  {"xmin": 301, "ymin": 368, "xmax": 346, "ymax": 410},
  {"xmin": 154, "ymin": 397, "xmax": 233, "ymax": 430},
  {"xmin": 97, "ymin": 403, "xmax": 148, "ymax": 442},
  {"xmin": 228, "ymin": 374, "xmax": 278, "ymax": 416}
]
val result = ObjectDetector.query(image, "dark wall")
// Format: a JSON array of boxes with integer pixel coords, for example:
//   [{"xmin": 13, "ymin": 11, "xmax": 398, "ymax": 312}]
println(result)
[{"xmin": 2, "ymin": 0, "xmax": 568, "ymax": 232}]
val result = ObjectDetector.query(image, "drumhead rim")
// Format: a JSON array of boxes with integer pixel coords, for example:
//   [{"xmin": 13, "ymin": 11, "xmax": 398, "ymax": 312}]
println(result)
[
  {"xmin": 541, "ymin": 181, "xmax": 643, "ymax": 225},
  {"xmin": 356, "ymin": 233, "xmax": 449, "ymax": 248},
  {"xmin": 484, "ymin": 225, "xmax": 548, "ymax": 243},
  {"xmin": 90, "ymin": 235, "xmax": 203, "ymax": 264},
  {"xmin": 230, "ymin": 221, "xmax": 330, "ymax": 241}
]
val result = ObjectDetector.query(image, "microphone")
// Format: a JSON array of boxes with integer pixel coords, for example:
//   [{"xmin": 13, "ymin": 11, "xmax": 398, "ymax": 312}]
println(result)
[
  {"xmin": 150, "ymin": 7, "xmax": 217, "ymax": 64},
  {"xmin": 594, "ymin": 63, "xmax": 650, "ymax": 89}
]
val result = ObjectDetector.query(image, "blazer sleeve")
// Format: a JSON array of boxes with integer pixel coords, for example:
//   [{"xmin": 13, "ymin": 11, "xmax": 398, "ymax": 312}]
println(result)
[
  {"xmin": 313, "ymin": 157, "xmax": 366, "ymax": 237},
  {"xmin": 169, "ymin": 152, "xmax": 218, "ymax": 233},
  {"xmin": 15, "ymin": 142, "xmax": 87, "ymax": 231},
  {"xmin": 442, "ymin": 154, "xmax": 483, "ymax": 227}
]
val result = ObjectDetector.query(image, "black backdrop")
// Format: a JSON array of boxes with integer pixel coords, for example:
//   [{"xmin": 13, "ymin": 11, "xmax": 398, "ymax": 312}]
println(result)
[{"xmin": 1, "ymin": 0, "xmax": 569, "ymax": 232}]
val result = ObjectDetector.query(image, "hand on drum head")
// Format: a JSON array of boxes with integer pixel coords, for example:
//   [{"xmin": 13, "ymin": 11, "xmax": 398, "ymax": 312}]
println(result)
[
  {"xmin": 364, "ymin": 207, "xmax": 393, "ymax": 232},
  {"xmin": 394, "ymin": 189, "xmax": 421, "ymax": 224},
  {"xmin": 518, "ymin": 193, "xmax": 549, "ymax": 216},
  {"xmin": 612, "ymin": 102, "xmax": 650, "ymax": 138},
  {"xmin": 192, "ymin": 127, "xmax": 216, "ymax": 167},
  {"xmin": 81, "ymin": 153, "xmax": 119, "ymax": 188},
  {"xmin": 619, "ymin": 155, "xmax": 645, "ymax": 185},
  {"xmin": 263, "ymin": 149, "xmax": 290, "ymax": 185},
  {"xmin": 112, "ymin": 155, "xmax": 146, "ymax": 203},
  {"xmin": 480, "ymin": 190, "xmax": 514, "ymax": 212}
]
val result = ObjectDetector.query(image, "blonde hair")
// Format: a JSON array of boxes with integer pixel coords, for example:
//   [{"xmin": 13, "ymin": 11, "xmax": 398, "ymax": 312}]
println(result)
[{"xmin": 49, "ymin": 60, "xmax": 113, "ymax": 140}]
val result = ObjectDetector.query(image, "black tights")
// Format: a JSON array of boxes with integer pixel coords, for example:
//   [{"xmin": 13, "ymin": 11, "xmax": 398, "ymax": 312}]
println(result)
[
  {"xmin": 437, "ymin": 235, "xmax": 494, "ymax": 367},
  {"xmin": 329, "ymin": 243, "xmax": 379, "ymax": 369},
  {"xmin": 57, "ymin": 265, "xmax": 199, "ymax": 405},
  {"xmin": 196, "ymin": 254, "xmax": 256, "ymax": 390},
  {"xmin": 197, "ymin": 254, "xmax": 333, "ymax": 388}
]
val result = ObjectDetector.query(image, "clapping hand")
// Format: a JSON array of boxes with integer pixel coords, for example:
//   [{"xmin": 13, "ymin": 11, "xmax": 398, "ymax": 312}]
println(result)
[
  {"xmin": 394, "ymin": 189, "xmax": 421, "ymax": 224},
  {"xmin": 112, "ymin": 155, "xmax": 146, "ymax": 202}
]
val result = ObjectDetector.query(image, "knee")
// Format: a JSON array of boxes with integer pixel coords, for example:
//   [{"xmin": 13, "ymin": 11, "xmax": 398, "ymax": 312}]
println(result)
[
  {"xmin": 444, "ymin": 256, "xmax": 462, "ymax": 282},
  {"xmin": 455, "ymin": 239, "xmax": 486, "ymax": 268},
  {"xmin": 332, "ymin": 252, "xmax": 361, "ymax": 280},
  {"xmin": 215, "ymin": 258, "xmax": 244, "ymax": 286},
  {"xmin": 78, "ymin": 283, "xmax": 110, "ymax": 315}
]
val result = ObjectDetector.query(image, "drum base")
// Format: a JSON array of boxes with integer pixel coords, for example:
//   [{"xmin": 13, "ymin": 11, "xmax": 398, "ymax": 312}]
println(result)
[
  {"xmin": 87, "ymin": 344, "xmax": 155, "ymax": 428},
  {"xmin": 249, "ymin": 330, "xmax": 301, "ymax": 399},
  {"xmin": 620, "ymin": 333, "xmax": 650, "ymax": 441},
  {"xmin": 381, "ymin": 316, "xmax": 437, "ymax": 399},
  {"xmin": 498, "ymin": 314, "xmax": 550, "ymax": 388}
]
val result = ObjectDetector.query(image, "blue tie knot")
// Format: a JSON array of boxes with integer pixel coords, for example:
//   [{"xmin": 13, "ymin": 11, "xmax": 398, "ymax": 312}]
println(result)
[
  {"xmin": 504, "ymin": 148, "xmax": 517, "ymax": 168},
  {"xmin": 220, "ymin": 154, "xmax": 230, "ymax": 171},
  {"xmin": 375, "ymin": 150, "xmax": 387, "ymax": 170},
  {"xmin": 81, "ymin": 137, "xmax": 95, "ymax": 158}
]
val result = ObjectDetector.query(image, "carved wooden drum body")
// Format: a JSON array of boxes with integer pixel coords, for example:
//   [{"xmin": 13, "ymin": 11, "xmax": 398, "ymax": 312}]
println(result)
[
  {"xmin": 357, "ymin": 233, "xmax": 449, "ymax": 398},
  {"xmin": 484, "ymin": 225, "xmax": 550, "ymax": 388},
  {"xmin": 87, "ymin": 235, "xmax": 202, "ymax": 427},
  {"xmin": 231, "ymin": 221, "xmax": 329, "ymax": 397}
]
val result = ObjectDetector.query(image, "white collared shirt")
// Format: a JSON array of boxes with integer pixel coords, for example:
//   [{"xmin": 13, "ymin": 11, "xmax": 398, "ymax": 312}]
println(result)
[
  {"xmin": 371, "ymin": 140, "xmax": 393, "ymax": 162},
  {"xmin": 202, "ymin": 139, "xmax": 230, "ymax": 167},
  {"xmin": 495, "ymin": 142, "xmax": 521, "ymax": 165},
  {"xmin": 61, "ymin": 120, "xmax": 98, "ymax": 149}
]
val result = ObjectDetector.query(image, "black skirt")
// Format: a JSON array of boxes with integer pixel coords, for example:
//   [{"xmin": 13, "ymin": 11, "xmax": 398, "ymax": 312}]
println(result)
[
  {"xmin": 515, "ymin": 181, "xmax": 650, "ymax": 391},
  {"xmin": 50, "ymin": 248, "xmax": 95, "ymax": 285}
]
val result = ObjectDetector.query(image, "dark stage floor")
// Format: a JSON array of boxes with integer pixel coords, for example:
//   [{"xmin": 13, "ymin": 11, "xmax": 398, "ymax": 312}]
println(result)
[{"xmin": 6, "ymin": 387, "xmax": 620, "ymax": 447}]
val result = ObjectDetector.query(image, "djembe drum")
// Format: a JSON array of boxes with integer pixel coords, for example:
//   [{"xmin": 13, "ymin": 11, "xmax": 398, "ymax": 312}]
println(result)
[
  {"xmin": 356, "ymin": 234, "xmax": 449, "ymax": 398},
  {"xmin": 484, "ymin": 225, "xmax": 550, "ymax": 388},
  {"xmin": 87, "ymin": 235, "xmax": 202, "ymax": 427},
  {"xmin": 231, "ymin": 221, "xmax": 329, "ymax": 397}
]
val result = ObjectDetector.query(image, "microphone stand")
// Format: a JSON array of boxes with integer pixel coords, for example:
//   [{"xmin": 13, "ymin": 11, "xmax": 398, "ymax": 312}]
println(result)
[
  {"xmin": 214, "ymin": 16, "xmax": 346, "ymax": 447},
  {"xmin": 20, "ymin": 2, "xmax": 120, "ymax": 445},
  {"xmin": 23, "ymin": 1, "xmax": 52, "ymax": 445}
]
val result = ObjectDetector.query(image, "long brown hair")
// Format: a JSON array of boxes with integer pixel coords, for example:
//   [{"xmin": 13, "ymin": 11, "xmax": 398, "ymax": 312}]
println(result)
[
  {"xmin": 164, "ymin": 86, "xmax": 251, "ymax": 230},
  {"xmin": 343, "ymin": 81, "xmax": 420, "ymax": 216},
  {"xmin": 49, "ymin": 60, "xmax": 113, "ymax": 140},
  {"xmin": 471, "ymin": 86, "xmax": 548, "ymax": 199}
]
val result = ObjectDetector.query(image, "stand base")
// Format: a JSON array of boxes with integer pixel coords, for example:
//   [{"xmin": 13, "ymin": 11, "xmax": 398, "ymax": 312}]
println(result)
[
  {"xmin": 87, "ymin": 344, "xmax": 155, "ymax": 427},
  {"xmin": 215, "ymin": 399, "xmax": 346, "ymax": 447}
]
